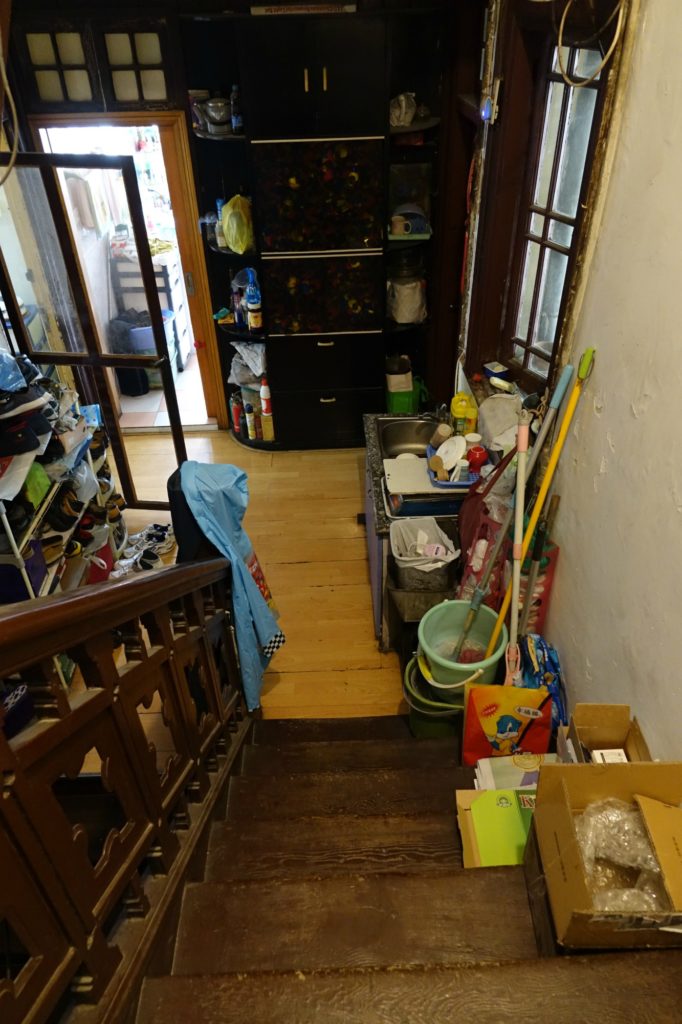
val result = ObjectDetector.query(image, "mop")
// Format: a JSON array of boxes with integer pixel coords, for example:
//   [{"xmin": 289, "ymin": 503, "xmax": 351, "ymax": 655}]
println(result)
[
  {"xmin": 504, "ymin": 408, "xmax": 532, "ymax": 685},
  {"xmin": 518, "ymin": 493, "xmax": 561, "ymax": 636},
  {"xmin": 451, "ymin": 363, "xmax": 573, "ymax": 661},
  {"xmin": 485, "ymin": 348, "xmax": 596, "ymax": 658}
]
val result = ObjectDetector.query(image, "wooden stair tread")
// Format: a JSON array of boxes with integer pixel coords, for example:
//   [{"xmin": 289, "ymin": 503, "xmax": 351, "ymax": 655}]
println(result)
[
  {"xmin": 252, "ymin": 716, "xmax": 413, "ymax": 745},
  {"xmin": 242, "ymin": 737, "xmax": 459, "ymax": 775},
  {"xmin": 227, "ymin": 767, "xmax": 474, "ymax": 820},
  {"xmin": 140, "ymin": 951, "xmax": 682, "ymax": 1024},
  {"xmin": 173, "ymin": 870, "xmax": 536, "ymax": 975},
  {"xmin": 207, "ymin": 813, "xmax": 463, "ymax": 882}
]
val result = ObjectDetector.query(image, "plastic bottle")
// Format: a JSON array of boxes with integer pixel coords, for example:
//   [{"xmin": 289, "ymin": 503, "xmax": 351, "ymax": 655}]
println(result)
[
  {"xmin": 244, "ymin": 402, "xmax": 256, "ymax": 440},
  {"xmin": 246, "ymin": 269, "xmax": 263, "ymax": 332},
  {"xmin": 230, "ymin": 392, "xmax": 243, "ymax": 434},
  {"xmin": 260, "ymin": 378, "xmax": 272, "ymax": 415},
  {"xmin": 230, "ymin": 85, "xmax": 243, "ymax": 135},
  {"xmin": 451, "ymin": 392, "xmax": 478, "ymax": 435},
  {"xmin": 261, "ymin": 412, "xmax": 275, "ymax": 442}
]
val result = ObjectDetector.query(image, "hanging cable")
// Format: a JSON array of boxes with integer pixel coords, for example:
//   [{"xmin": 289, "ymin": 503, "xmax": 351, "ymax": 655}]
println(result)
[
  {"xmin": 557, "ymin": 0, "xmax": 625, "ymax": 88},
  {"xmin": 0, "ymin": 21, "xmax": 19, "ymax": 187}
]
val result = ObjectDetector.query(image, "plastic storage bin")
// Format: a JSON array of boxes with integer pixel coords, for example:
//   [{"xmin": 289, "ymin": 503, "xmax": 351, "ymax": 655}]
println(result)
[{"xmin": 127, "ymin": 310, "xmax": 176, "ymax": 389}]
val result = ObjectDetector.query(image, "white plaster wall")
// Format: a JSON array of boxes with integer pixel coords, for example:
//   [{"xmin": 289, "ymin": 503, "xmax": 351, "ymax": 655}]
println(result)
[{"xmin": 547, "ymin": 0, "xmax": 682, "ymax": 758}]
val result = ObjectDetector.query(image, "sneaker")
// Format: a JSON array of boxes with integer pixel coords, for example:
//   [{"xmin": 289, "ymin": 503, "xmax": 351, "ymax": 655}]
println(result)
[
  {"xmin": 65, "ymin": 540, "xmax": 82, "ymax": 558},
  {"xmin": 123, "ymin": 532, "xmax": 174, "ymax": 558},
  {"xmin": 106, "ymin": 504, "xmax": 122, "ymax": 524},
  {"xmin": 0, "ymin": 385, "xmax": 48, "ymax": 420},
  {"xmin": 86, "ymin": 501, "xmax": 108, "ymax": 522},
  {"xmin": 107, "ymin": 492, "xmax": 126, "ymax": 511},
  {"xmin": 41, "ymin": 535, "xmax": 65, "ymax": 566},
  {"xmin": 134, "ymin": 548, "xmax": 163, "ymax": 571}
]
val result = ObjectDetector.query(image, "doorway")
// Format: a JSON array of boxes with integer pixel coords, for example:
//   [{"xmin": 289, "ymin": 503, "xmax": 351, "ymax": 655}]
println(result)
[{"xmin": 31, "ymin": 113, "xmax": 226, "ymax": 430}]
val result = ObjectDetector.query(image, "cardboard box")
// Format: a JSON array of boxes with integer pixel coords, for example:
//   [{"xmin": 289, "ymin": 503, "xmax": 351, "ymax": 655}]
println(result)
[
  {"xmin": 566, "ymin": 703, "xmax": 651, "ymax": 763},
  {"xmin": 534, "ymin": 763, "xmax": 682, "ymax": 949}
]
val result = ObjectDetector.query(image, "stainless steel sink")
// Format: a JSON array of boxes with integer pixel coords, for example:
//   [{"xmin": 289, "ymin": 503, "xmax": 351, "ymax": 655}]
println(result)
[{"xmin": 377, "ymin": 417, "xmax": 434, "ymax": 459}]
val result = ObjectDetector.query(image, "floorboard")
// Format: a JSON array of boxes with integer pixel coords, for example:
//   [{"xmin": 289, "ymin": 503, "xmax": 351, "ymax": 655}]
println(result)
[{"xmin": 124, "ymin": 433, "xmax": 403, "ymax": 719}]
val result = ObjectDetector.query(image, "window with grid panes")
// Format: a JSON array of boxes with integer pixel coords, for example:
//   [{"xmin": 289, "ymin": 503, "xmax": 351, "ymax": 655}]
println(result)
[
  {"xmin": 507, "ymin": 46, "xmax": 601, "ymax": 381},
  {"xmin": 25, "ymin": 30, "xmax": 95, "ymax": 104}
]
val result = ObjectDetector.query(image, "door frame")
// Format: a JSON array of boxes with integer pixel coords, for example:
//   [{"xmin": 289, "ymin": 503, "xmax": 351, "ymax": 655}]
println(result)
[{"xmin": 28, "ymin": 110, "xmax": 228, "ymax": 428}]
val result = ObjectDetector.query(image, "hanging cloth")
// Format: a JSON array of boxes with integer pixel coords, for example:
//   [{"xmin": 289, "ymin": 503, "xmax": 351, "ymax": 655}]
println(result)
[{"xmin": 178, "ymin": 461, "xmax": 285, "ymax": 711}]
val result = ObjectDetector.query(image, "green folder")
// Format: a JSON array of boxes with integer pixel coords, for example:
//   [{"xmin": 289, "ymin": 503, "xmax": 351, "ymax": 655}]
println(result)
[{"xmin": 469, "ymin": 789, "xmax": 536, "ymax": 866}]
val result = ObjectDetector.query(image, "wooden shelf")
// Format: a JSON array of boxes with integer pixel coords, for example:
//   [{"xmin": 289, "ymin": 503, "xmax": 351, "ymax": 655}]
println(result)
[
  {"xmin": 389, "ymin": 117, "xmax": 440, "ymax": 135},
  {"xmin": 217, "ymin": 323, "xmax": 266, "ymax": 341},
  {"xmin": 193, "ymin": 128, "xmax": 246, "ymax": 142},
  {"xmin": 205, "ymin": 238, "xmax": 255, "ymax": 258}
]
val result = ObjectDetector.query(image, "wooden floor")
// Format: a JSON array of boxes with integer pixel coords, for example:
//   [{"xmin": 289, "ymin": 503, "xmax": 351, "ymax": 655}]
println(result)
[{"xmin": 124, "ymin": 432, "xmax": 403, "ymax": 718}]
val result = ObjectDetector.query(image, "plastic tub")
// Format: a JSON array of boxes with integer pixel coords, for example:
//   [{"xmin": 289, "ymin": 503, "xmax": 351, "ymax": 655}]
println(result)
[
  {"xmin": 403, "ymin": 657, "xmax": 461, "ymax": 739},
  {"xmin": 417, "ymin": 599, "xmax": 508, "ymax": 689}
]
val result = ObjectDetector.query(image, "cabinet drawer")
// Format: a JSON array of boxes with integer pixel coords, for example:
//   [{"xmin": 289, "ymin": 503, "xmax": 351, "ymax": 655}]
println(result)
[
  {"xmin": 267, "ymin": 334, "xmax": 384, "ymax": 390},
  {"xmin": 272, "ymin": 386, "xmax": 384, "ymax": 449}
]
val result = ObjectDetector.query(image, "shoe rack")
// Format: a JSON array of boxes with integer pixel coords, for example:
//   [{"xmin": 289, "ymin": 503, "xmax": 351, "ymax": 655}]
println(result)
[{"xmin": 0, "ymin": 382, "xmax": 127, "ymax": 604}]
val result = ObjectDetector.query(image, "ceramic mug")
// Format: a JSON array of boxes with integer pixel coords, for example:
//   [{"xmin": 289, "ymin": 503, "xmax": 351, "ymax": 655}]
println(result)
[
  {"xmin": 390, "ymin": 214, "xmax": 412, "ymax": 235},
  {"xmin": 464, "ymin": 432, "xmax": 482, "ymax": 450}
]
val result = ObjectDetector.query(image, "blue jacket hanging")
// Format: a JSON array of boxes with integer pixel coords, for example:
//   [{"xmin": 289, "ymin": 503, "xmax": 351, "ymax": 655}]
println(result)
[{"xmin": 179, "ymin": 461, "xmax": 285, "ymax": 711}]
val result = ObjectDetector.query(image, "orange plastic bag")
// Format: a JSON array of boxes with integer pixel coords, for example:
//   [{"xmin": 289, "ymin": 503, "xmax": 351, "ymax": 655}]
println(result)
[{"xmin": 462, "ymin": 683, "xmax": 552, "ymax": 766}]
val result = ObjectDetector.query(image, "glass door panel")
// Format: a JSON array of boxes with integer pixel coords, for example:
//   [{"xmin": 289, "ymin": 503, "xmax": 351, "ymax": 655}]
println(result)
[
  {"xmin": 251, "ymin": 139, "xmax": 384, "ymax": 252},
  {"xmin": 0, "ymin": 152, "xmax": 185, "ymax": 509},
  {"xmin": 0, "ymin": 166, "xmax": 88, "ymax": 355},
  {"xmin": 263, "ymin": 253, "xmax": 383, "ymax": 335}
]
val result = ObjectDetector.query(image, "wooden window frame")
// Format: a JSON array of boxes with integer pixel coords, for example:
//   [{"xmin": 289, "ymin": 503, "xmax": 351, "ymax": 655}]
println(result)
[{"xmin": 465, "ymin": 0, "xmax": 614, "ymax": 394}]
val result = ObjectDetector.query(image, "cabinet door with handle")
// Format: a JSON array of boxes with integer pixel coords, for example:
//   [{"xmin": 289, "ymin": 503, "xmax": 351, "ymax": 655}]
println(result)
[
  {"xmin": 312, "ymin": 17, "xmax": 387, "ymax": 135},
  {"xmin": 239, "ymin": 16, "xmax": 386, "ymax": 139},
  {"xmin": 239, "ymin": 18, "xmax": 315, "ymax": 138}
]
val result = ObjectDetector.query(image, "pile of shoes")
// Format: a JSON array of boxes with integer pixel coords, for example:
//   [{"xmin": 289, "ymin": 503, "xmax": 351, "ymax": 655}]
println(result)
[{"xmin": 111, "ymin": 523, "xmax": 175, "ymax": 579}]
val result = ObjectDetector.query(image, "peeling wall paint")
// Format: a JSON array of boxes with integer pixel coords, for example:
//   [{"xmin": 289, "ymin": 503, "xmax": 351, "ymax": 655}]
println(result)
[{"xmin": 547, "ymin": 0, "xmax": 682, "ymax": 758}]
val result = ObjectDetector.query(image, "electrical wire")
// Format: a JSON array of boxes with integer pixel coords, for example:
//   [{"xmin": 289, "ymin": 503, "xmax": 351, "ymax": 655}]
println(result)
[
  {"xmin": 0, "ymin": 21, "xmax": 19, "ymax": 188},
  {"xmin": 557, "ymin": 0, "xmax": 625, "ymax": 87}
]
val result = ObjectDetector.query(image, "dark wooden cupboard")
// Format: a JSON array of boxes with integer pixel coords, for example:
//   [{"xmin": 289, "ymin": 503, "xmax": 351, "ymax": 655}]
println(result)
[{"xmin": 240, "ymin": 16, "xmax": 386, "ymax": 138}]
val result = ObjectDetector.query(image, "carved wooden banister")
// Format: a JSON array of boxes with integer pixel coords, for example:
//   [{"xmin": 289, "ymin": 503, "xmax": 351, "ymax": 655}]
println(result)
[
  {"xmin": 0, "ymin": 557, "xmax": 246, "ymax": 1024},
  {"xmin": 0, "ymin": 558, "xmax": 231, "ymax": 675}
]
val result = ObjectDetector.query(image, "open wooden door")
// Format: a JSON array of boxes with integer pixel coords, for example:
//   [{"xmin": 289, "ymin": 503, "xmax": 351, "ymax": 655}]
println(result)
[
  {"xmin": 0, "ymin": 151, "xmax": 186, "ymax": 510},
  {"xmin": 29, "ymin": 111, "xmax": 226, "ymax": 428}
]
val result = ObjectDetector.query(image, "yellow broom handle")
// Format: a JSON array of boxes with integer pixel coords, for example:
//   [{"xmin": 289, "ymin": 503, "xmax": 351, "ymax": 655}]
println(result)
[{"xmin": 485, "ymin": 350, "xmax": 594, "ymax": 657}]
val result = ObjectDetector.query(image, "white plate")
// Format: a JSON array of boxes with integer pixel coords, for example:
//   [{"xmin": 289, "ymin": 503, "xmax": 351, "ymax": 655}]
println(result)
[{"xmin": 436, "ymin": 435, "xmax": 466, "ymax": 471}]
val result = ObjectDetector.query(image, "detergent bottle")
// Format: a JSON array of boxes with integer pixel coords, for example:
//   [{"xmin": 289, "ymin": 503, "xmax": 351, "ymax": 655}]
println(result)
[{"xmin": 451, "ymin": 392, "xmax": 478, "ymax": 435}]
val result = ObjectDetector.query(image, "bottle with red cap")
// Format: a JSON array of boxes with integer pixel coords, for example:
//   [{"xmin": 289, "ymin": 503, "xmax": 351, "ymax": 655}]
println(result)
[{"xmin": 260, "ymin": 378, "xmax": 272, "ymax": 415}]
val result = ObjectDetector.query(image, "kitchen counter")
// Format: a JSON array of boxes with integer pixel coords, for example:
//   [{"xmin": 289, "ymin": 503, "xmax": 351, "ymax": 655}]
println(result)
[
  {"xmin": 362, "ymin": 412, "xmax": 460, "ymax": 651},
  {"xmin": 363, "ymin": 411, "xmax": 394, "ymax": 536}
]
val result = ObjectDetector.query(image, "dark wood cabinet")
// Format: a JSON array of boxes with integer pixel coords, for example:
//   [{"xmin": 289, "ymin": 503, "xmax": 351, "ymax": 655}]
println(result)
[
  {"xmin": 240, "ymin": 16, "xmax": 386, "ymax": 139},
  {"xmin": 267, "ymin": 333, "xmax": 384, "ymax": 391},
  {"xmin": 177, "ymin": 5, "xmax": 479, "ymax": 449},
  {"xmin": 271, "ymin": 386, "xmax": 384, "ymax": 449}
]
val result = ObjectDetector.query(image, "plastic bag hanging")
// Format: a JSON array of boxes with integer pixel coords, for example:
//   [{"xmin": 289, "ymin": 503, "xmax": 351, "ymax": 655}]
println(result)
[{"xmin": 222, "ymin": 194, "xmax": 254, "ymax": 254}]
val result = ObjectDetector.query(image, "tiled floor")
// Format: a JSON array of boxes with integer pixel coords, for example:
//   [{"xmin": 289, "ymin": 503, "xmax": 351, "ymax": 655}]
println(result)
[{"xmin": 119, "ymin": 354, "xmax": 214, "ymax": 429}]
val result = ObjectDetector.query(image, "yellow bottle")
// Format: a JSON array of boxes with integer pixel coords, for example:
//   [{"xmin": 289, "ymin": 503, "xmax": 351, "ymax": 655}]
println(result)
[{"xmin": 450, "ymin": 392, "xmax": 477, "ymax": 435}]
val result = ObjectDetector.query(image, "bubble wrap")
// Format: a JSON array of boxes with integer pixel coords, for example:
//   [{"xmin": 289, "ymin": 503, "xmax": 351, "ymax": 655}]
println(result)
[{"xmin": 575, "ymin": 798, "xmax": 660, "ymax": 875}]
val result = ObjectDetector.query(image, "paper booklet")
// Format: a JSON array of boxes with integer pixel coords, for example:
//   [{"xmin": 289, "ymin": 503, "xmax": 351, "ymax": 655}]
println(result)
[{"xmin": 475, "ymin": 752, "xmax": 560, "ymax": 791}]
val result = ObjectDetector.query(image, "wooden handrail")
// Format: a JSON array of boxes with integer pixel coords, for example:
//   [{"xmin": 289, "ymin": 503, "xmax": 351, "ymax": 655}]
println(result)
[
  {"xmin": 0, "ymin": 558, "xmax": 230, "ymax": 676},
  {"xmin": 0, "ymin": 553, "xmax": 246, "ymax": 1023}
]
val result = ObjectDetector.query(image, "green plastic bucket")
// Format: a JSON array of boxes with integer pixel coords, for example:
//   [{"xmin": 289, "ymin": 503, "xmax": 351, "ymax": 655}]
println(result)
[
  {"xmin": 403, "ymin": 657, "xmax": 462, "ymax": 718},
  {"xmin": 417, "ymin": 600, "xmax": 508, "ymax": 700}
]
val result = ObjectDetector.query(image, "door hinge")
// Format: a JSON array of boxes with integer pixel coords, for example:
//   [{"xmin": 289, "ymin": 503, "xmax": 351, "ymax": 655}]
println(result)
[{"xmin": 184, "ymin": 271, "xmax": 195, "ymax": 296}]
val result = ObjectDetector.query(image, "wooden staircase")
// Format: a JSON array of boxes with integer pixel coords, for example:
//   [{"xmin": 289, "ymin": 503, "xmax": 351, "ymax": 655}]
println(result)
[{"xmin": 137, "ymin": 717, "xmax": 682, "ymax": 1023}]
